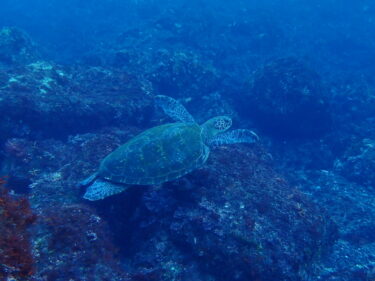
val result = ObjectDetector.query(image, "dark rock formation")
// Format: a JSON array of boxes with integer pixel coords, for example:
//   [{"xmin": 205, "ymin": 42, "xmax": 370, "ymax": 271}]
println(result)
[
  {"xmin": 0, "ymin": 27, "xmax": 39, "ymax": 67},
  {"xmin": 0, "ymin": 127, "xmax": 337, "ymax": 281},
  {"xmin": 0, "ymin": 61, "xmax": 153, "ymax": 141},
  {"xmin": 241, "ymin": 57, "xmax": 332, "ymax": 138},
  {"xmin": 334, "ymin": 138, "xmax": 375, "ymax": 188}
]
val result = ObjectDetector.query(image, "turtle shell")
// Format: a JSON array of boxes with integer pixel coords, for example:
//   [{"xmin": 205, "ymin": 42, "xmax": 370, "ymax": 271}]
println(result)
[{"xmin": 98, "ymin": 122, "xmax": 209, "ymax": 185}]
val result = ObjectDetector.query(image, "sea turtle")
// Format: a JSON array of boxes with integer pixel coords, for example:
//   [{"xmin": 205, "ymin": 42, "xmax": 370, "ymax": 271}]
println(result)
[{"xmin": 81, "ymin": 95, "xmax": 259, "ymax": 201}]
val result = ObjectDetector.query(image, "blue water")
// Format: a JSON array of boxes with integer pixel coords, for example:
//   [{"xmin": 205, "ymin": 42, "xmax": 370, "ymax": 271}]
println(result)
[{"xmin": 0, "ymin": 1, "xmax": 374, "ymax": 280}]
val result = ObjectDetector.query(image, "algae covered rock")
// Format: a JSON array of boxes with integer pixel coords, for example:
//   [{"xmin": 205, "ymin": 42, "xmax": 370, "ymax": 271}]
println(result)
[
  {"xmin": 242, "ymin": 57, "xmax": 332, "ymax": 138},
  {"xmin": 0, "ymin": 61, "xmax": 152, "ymax": 141},
  {"xmin": 0, "ymin": 124, "xmax": 336, "ymax": 280},
  {"xmin": 334, "ymin": 138, "xmax": 375, "ymax": 188},
  {"xmin": 0, "ymin": 27, "xmax": 39, "ymax": 66},
  {"xmin": 90, "ymin": 141, "xmax": 337, "ymax": 280}
]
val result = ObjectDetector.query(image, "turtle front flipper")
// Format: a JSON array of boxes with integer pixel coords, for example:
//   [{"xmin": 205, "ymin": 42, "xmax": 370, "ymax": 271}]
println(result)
[
  {"xmin": 208, "ymin": 129, "xmax": 259, "ymax": 147},
  {"xmin": 83, "ymin": 179, "xmax": 127, "ymax": 201},
  {"xmin": 155, "ymin": 95, "xmax": 196, "ymax": 123}
]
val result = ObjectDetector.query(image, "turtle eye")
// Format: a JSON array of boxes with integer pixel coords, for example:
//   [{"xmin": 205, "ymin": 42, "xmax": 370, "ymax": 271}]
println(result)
[{"xmin": 214, "ymin": 117, "xmax": 232, "ymax": 130}]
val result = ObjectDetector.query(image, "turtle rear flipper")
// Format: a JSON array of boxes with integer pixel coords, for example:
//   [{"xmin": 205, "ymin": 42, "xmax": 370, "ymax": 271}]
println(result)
[
  {"xmin": 83, "ymin": 179, "xmax": 127, "ymax": 201},
  {"xmin": 79, "ymin": 173, "xmax": 98, "ymax": 187},
  {"xmin": 209, "ymin": 129, "xmax": 259, "ymax": 147},
  {"xmin": 155, "ymin": 95, "xmax": 195, "ymax": 123}
]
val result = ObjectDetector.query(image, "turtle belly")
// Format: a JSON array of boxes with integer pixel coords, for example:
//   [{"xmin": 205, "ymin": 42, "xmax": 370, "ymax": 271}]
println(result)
[{"xmin": 98, "ymin": 123, "xmax": 208, "ymax": 185}]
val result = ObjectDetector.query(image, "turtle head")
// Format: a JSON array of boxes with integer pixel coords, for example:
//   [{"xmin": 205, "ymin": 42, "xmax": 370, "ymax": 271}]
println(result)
[{"xmin": 201, "ymin": 116, "xmax": 232, "ymax": 142}]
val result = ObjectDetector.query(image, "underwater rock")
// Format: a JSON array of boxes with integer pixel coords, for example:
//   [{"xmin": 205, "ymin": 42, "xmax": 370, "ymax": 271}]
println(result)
[
  {"xmin": 163, "ymin": 145, "xmax": 336, "ymax": 280},
  {"xmin": 287, "ymin": 169, "xmax": 375, "ymax": 280},
  {"xmin": 146, "ymin": 50, "xmax": 220, "ymax": 98},
  {"xmin": 32, "ymin": 203, "xmax": 129, "ymax": 281},
  {"xmin": 4, "ymin": 128, "xmax": 336, "ymax": 280},
  {"xmin": 87, "ymin": 141, "xmax": 336, "ymax": 280},
  {"xmin": 334, "ymin": 138, "xmax": 375, "ymax": 188},
  {"xmin": 320, "ymin": 240, "xmax": 375, "ymax": 281},
  {"xmin": 0, "ymin": 132, "xmax": 136, "ymax": 280},
  {"xmin": 0, "ymin": 28, "xmax": 153, "ymax": 141},
  {"xmin": 0, "ymin": 61, "xmax": 152, "ymax": 141},
  {"xmin": 102, "ymin": 30, "xmax": 229, "ymax": 118},
  {"xmin": 109, "ymin": 46, "xmax": 226, "ymax": 118},
  {"xmin": 142, "ymin": 49, "xmax": 234, "ymax": 121},
  {"xmin": 242, "ymin": 57, "xmax": 332, "ymax": 138},
  {"xmin": 0, "ymin": 27, "xmax": 39, "ymax": 67},
  {"xmin": 0, "ymin": 180, "xmax": 36, "ymax": 280}
]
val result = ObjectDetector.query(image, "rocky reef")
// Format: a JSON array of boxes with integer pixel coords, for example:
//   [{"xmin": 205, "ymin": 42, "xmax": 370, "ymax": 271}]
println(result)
[
  {"xmin": 0, "ymin": 4, "xmax": 374, "ymax": 280},
  {"xmin": 0, "ymin": 128, "xmax": 336, "ymax": 280}
]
